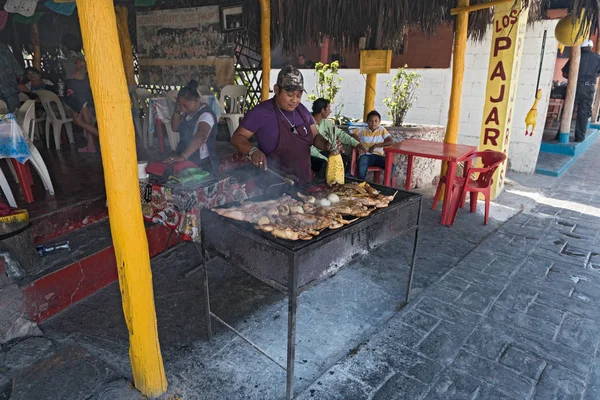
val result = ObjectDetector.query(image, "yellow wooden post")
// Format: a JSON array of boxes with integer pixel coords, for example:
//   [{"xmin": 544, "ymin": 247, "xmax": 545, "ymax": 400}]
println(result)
[
  {"xmin": 444, "ymin": 0, "xmax": 469, "ymax": 144},
  {"xmin": 260, "ymin": 0, "xmax": 270, "ymax": 101},
  {"xmin": 360, "ymin": 50, "xmax": 391, "ymax": 121},
  {"xmin": 363, "ymin": 74, "xmax": 377, "ymax": 120},
  {"xmin": 74, "ymin": 0, "xmax": 167, "ymax": 397},
  {"xmin": 31, "ymin": 24, "xmax": 41, "ymax": 71},
  {"xmin": 115, "ymin": 6, "xmax": 136, "ymax": 88},
  {"xmin": 479, "ymin": 0, "xmax": 529, "ymax": 199}
]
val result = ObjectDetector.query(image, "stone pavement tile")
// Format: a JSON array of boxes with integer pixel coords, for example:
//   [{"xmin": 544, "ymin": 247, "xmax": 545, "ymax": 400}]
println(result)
[
  {"xmin": 533, "ymin": 364, "xmax": 586, "ymax": 400},
  {"xmin": 499, "ymin": 345, "xmax": 547, "ymax": 380},
  {"xmin": 0, "ymin": 374, "xmax": 9, "ymax": 400},
  {"xmin": 477, "ymin": 384, "xmax": 516, "ymax": 400},
  {"xmin": 295, "ymin": 371, "xmax": 370, "ymax": 400},
  {"xmin": 415, "ymin": 297, "xmax": 480, "ymax": 326},
  {"xmin": 525, "ymin": 302, "xmax": 566, "ymax": 326},
  {"xmin": 530, "ymin": 246, "xmax": 587, "ymax": 268},
  {"xmin": 511, "ymin": 257, "xmax": 585, "ymax": 298},
  {"xmin": 396, "ymin": 309, "xmax": 440, "ymax": 334},
  {"xmin": 462, "ymin": 320, "xmax": 514, "ymax": 361},
  {"xmin": 584, "ymin": 352, "xmax": 600, "ymax": 400},
  {"xmin": 483, "ymin": 256, "xmax": 526, "ymax": 279},
  {"xmin": 437, "ymin": 275, "xmax": 471, "ymax": 292},
  {"xmin": 512, "ymin": 331, "xmax": 593, "ymax": 378},
  {"xmin": 537, "ymin": 287, "xmax": 600, "ymax": 321},
  {"xmin": 446, "ymin": 266, "xmax": 507, "ymax": 290},
  {"xmin": 335, "ymin": 347, "xmax": 394, "ymax": 390},
  {"xmin": 493, "ymin": 285, "xmax": 538, "ymax": 313},
  {"xmin": 177, "ymin": 338, "xmax": 287, "ymax": 400},
  {"xmin": 423, "ymin": 284, "xmax": 463, "ymax": 304},
  {"xmin": 422, "ymin": 368, "xmax": 484, "ymax": 400},
  {"xmin": 367, "ymin": 336, "xmax": 444, "ymax": 384},
  {"xmin": 487, "ymin": 305, "xmax": 558, "ymax": 341},
  {"xmin": 88, "ymin": 378, "xmax": 144, "ymax": 400},
  {"xmin": 453, "ymin": 248, "xmax": 499, "ymax": 273},
  {"xmin": 376, "ymin": 322, "xmax": 425, "ymax": 350},
  {"xmin": 2, "ymin": 337, "xmax": 55, "ymax": 371},
  {"xmin": 554, "ymin": 314, "xmax": 600, "ymax": 353},
  {"xmin": 452, "ymin": 350, "xmax": 535, "ymax": 400},
  {"xmin": 10, "ymin": 346, "xmax": 118, "ymax": 400},
  {"xmin": 416, "ymin": 320, "xmax": 480, "ymax": 366},
  {"xmin": 371, "ymin": 372, "xmax": 429, "ymax": 400},
  {"xmin": 453, "ymin": 283, "xmax": 504, "ymax": 314},
  {"xmin": 477, "ymin": 233, "xmax": 538, "ymax": 259}
]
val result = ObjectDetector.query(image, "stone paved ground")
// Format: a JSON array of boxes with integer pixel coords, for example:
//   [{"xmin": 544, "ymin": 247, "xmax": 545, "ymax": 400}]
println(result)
[
  {"xmin": 297, "ymin": 143, "xmax": 600, "ymax": 399},
  {"xmin": 3, "ymin": 140, "xmax": 600, "ymax": 399}
]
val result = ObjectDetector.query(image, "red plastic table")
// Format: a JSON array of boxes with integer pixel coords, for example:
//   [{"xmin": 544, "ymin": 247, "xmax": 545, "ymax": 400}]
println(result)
[{"xmin": 383, "ymin": 139, "xmax": 477, "ymax": 225}]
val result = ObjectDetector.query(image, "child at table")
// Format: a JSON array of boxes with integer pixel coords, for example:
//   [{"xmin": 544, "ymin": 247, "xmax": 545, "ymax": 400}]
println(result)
[{"xmin": 354, "ymin": 110, "xmax": 394, "ymax": 180}]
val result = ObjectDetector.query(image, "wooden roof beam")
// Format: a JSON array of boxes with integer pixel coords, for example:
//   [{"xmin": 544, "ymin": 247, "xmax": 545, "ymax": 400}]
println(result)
[{"xmin": 451, "ymin": 0, "xmax": 514, "ymax": 15}]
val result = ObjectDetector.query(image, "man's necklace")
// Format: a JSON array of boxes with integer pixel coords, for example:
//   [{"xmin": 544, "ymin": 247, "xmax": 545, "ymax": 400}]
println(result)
[{"xmin": 277, "ymin": 107, "xmax": 299, "ymax": 135}]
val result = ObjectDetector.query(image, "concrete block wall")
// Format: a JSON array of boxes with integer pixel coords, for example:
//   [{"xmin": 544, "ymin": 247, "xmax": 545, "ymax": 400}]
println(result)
[
  {"xmin": 269, "ymin": 19, "xmax": 559, "ymax": 174},
  {"xmin": 269, "ymin": 68, "xmax": 453, "ymax": 126},
  {"xmin": 456, "ymin": 19, "xmax": 559, "ymax": 173}
]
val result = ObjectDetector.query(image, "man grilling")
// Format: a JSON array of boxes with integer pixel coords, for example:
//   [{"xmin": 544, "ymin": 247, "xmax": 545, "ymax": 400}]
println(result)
[
  {"xmin": 560, "ymin": 39, "xmax": 600, "ymax": 142},
  {"xmin": 231, "ymin": 66, "xmax": 330, "ymax": 184}
]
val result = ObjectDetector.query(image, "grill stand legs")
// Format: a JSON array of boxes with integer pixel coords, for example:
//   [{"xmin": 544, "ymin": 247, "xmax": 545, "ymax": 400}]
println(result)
[
  {"xmin": 199, "ymin": 201, "xmax": 420, "ymax": 400},
  {"xmin": 406, "ymin": 204, "xmax": 422, "ymax": 303},
  {"xmin": 286, "ymin": 257, "xmax": 299, "ymax": 400}
]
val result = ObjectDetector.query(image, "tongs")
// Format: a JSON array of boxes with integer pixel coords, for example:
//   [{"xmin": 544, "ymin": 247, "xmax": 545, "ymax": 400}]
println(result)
[{"xmin": 265, "ymin": 167, "xmax": 299, "ymax": 187}]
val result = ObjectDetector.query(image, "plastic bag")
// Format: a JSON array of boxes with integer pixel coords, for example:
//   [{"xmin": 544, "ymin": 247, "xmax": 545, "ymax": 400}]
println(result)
[{"xmin": 0, "ymin": 114, "xmax": 31, "ymax": 164}]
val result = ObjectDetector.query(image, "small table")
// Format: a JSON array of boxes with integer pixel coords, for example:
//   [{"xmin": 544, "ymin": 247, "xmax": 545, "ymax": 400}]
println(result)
[
  {"xmin": 384, "ymin": 139, "xmax": 477, "ymax": 225},
  {"xmin": 0, "ymin": 113, "xmax": 34, "ymax": 204}
]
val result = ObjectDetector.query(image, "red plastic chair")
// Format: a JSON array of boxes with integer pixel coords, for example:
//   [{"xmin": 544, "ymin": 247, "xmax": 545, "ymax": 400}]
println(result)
[
  {"xmin": 432, "ymin": 150, "xmax": 506, "ymax": 225},
  {"xmin": 350, "ymin": 148, "xmax": 396, "ymax": 186}
]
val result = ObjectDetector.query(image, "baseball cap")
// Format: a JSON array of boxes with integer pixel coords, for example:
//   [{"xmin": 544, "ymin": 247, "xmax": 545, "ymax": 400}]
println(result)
[
  {"xmin": 581, "ymin": 39, "xmax": 594, "ymax": 48},
  {"xmin": 276, "ymin": 65, "xmax": 305, "ymax": 92}
]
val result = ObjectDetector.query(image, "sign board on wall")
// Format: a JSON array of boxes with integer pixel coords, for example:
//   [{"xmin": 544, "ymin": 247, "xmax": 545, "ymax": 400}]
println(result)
[
  {"xmin": 478, "ymin": 0, "xmax": 529, "ymax": 199},
  {"xmin": 136, "ymin": 6, "xmax": 234, "ymax": 87}
]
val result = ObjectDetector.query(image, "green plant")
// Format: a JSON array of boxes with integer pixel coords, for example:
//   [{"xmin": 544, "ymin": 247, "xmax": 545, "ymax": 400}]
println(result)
[
  {"xmin": 307, "ymin": 61, "xmax": 342, "ymax": 105},
  {"xmin": 383, "ymin": 66, "xmax": 420, "ymax": 126}
]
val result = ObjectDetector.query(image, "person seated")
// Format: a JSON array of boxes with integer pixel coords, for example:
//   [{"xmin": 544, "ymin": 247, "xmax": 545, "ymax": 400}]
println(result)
[
  {"xmin": 296, "ymin": 54, "xmax": 314, "ymax": 69},
  {"xmin": 164, "ymin": 80, "xmax": 219, "ymax": 175},
  {"xmin": 61, "ymin": 33, "xmax": 99, "ymax": 153},
  {"xmin": 354, "ymin": 110, "xmax": 394, "ymax": 180},
  {"xmin": 18, "ymin": 67, "xmax": 54, "ymax": 94},
  {"xmin": 310, "ymin": 98, "xmax": 365, "ymax": 178}
]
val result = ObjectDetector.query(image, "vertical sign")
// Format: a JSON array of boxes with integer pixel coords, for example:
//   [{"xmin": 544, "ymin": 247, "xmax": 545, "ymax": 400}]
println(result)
[{"xmin": 479, "ymin": 1, "xmax": 529, "ymax": 199}]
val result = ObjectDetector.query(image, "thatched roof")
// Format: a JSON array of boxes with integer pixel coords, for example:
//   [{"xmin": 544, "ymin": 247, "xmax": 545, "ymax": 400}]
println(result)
[{"xmin": 260, "ymin": 0, "xmax": 600, "ymax": 53}]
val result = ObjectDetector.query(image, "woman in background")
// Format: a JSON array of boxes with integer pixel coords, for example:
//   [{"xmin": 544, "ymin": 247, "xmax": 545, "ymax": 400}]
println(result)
[{"xmin": 164, "ymin": 80, "xmax": 219, "ymax": 174}]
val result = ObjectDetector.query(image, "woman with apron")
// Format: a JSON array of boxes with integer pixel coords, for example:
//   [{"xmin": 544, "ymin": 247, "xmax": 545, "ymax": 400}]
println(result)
[
  {"xmin": 231, "ymin": 66, "xmax": 330, "ymax": 184},
  {"xmin": 165, "ymin": 80, "xmax": 219, "ymax": 175}
]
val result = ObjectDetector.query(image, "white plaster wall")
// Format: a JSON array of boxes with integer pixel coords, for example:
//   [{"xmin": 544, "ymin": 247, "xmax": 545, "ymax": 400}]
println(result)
[
  {"xmin": 269, "ymin": 68, "xmax": 453, "ymax": 126},
  {"xmin": 268, "ymin": 19, "xmax": 558, "ymax": 174}
]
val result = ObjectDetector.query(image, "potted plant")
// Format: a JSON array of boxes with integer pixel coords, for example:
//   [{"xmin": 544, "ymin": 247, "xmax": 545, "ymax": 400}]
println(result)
[
  {"xmin": 383, "ymin": 66, "xmax": 420, "ymax": 126},
  {"xmin": 307, "ymin": 61, "xmax": 343, "ymax": 120}
]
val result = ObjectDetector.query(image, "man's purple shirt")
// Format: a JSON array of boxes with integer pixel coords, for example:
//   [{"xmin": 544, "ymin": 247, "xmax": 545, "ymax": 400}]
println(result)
[{"xmin": 240, "ymin": 98, "xmax": 314, "ymax": 154}]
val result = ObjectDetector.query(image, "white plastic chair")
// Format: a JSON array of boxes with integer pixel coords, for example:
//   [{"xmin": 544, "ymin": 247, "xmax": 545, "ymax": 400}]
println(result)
[
  {"xmin": 35, "ymin": 90, "xmax": 74, "ymax": 150},
  {"xmin": 0, "ymin": 167, "xmax": 16, "ymax": 208},
  {"xmin": 0, "ymin": 100, "xmax": 7, "ymax": 114},
  {"xmin": 16, "ymin": 100, "xmax": 54, "ymax": 195},
  {"xmin": 154, "ymin": 101, "xmax": 180, "ymax": 151},
  {"xmin": 218, "ymin": 85, "xmax": 246, "ymax": 137},
  {"xmin": 198, "ymin": 85, "xmax": 212, "ymax": 95},
  {"xmin": 137, "ymin": 88, "xmax": 153, "ymax": 148}
]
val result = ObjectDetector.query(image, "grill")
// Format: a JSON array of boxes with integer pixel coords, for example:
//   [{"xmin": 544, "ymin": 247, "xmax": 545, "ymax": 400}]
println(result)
[{"xmin": 199, "ymin": 179, "xmax": 422, "ymax": 399}]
